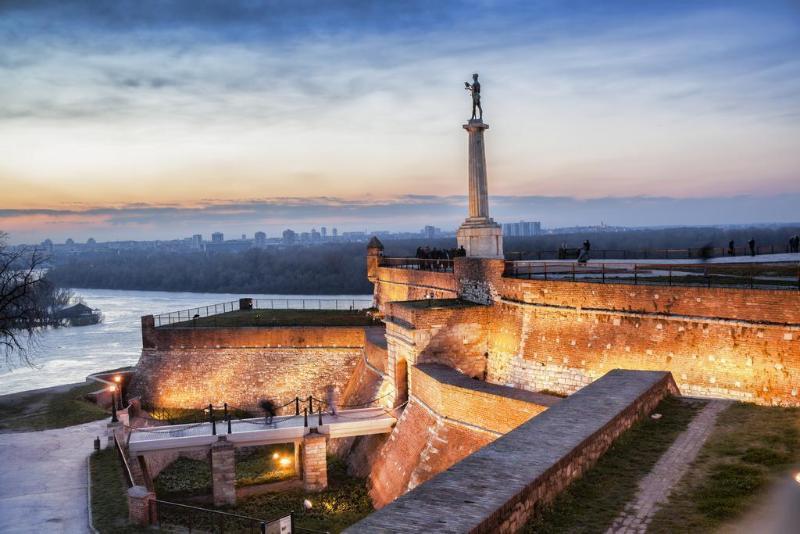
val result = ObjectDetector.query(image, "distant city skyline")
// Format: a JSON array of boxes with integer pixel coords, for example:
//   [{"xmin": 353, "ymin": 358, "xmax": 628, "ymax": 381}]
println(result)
[{"xmin": 1, "ymin": 1, "xmax": 798, "ymax": 243}]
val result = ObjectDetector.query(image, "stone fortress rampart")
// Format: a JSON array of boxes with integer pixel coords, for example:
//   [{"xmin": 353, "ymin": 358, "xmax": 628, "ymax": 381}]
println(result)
[
  {"xmin": 369, "ymin": 252, "xmax": 800, "ymax": 407},
  {"xmin": 127, "ymin": 107, "xmax": 799, "ymax": 532}
]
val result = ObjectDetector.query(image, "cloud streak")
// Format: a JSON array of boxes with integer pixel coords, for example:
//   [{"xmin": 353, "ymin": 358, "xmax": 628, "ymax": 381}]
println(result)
[
  {"xmin": 3, "ymin": 194, "xmax": 800, "ymax": 244},
  {"xmin": 1, "ymin": 1, "xmax": 798, "ymax": 227}
]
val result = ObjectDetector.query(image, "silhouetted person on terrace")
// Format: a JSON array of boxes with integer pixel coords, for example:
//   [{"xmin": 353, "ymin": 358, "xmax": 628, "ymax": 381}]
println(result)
[
  {"xmin": 700, "ymin": 243, "xmax": 713, "ymax": 262},
  {"xmin": 457, "ymin": 245, "xmax": 466, "ymax": 257},
  {"xmin": 790, "ymin": 235, "xmax": 799, "ymax": 253},
  {"xmin": 748, "ymin": 238, "xmax": 756, "ymax": 256},
  {"xmin": 728, "ymin": 240, "xmax": 735, "ymax": 256},
  {"xmin": 577, "ymin": 240, "xmax": 590, "ymax": 264},
  {"xmin": 259, "ymin": 399, "xmax": 276, "ymax": 426}
]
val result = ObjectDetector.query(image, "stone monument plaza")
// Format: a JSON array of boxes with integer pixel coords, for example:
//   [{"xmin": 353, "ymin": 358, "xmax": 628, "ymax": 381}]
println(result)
[{"xmin": 457, "ymin": 73, "xmax": 503, "ymax": 258}]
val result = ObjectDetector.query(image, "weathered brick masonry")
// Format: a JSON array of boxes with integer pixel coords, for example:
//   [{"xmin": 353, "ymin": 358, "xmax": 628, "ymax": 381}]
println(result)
[
  {"xmin": 130, "ymin": 325, "xmax": 373, "ymax": 410},
  {"xmin": 372, "ymin": 267, "xmax": 458, "ymax": 312},
  {"xmin": 492, "ymin": 279, "xmax": 800, "ymax": 405},
  {"xmin": 367, "ymin": 363, "xmax": 558, "ymax": 508},
  {"xmin": 372, "ymin": 266, "xmax": 800, "ymax": 406},
  {"xmin": 347, "ymin": 370, "xmax": 679, "ymax": 533}
]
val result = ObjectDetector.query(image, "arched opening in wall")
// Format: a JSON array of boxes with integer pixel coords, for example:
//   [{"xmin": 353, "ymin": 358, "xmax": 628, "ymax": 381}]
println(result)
[{"xmin": 395, "ymin": 358, "xmax": 408, "ymax": 406}]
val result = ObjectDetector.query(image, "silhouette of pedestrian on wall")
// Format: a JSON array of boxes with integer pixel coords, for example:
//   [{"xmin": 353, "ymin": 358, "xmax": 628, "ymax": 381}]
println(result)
[
  {"xmin": 728, "ymin": 240, "xmax": 735, "ymax": 256},
  {"xmin": 748, "ymin": 238, "xmax": 756, "ymax": 257},
  {"xmin": 577, "ymin": 240, "xmax": 590, "ymax": 264},
  {"xmin": 700, "ymin": 243, "xmax": 713, "ymax": 262},
  {"xmin": 790, "ymin": 235, "xmax": 799, "ymax": 253},
  {"xmin": 259, "ymin": 399, "xmax": 276, "ymax": 426}
]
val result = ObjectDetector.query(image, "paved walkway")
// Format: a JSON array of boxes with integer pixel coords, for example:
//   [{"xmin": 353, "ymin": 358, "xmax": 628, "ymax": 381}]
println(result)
[
  {"xmin": 0, "ymin": 419, "xmax": 107, "ymax": 534},
  {"xmin": 607, "ymin": 399, "xmax": 730, "ymax": 534}
]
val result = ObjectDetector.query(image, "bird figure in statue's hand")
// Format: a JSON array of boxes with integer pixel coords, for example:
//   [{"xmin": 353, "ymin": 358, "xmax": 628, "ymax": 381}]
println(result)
[{"xmin": 464, "ymin": 73, "xmax": 482, "ymax": 121}]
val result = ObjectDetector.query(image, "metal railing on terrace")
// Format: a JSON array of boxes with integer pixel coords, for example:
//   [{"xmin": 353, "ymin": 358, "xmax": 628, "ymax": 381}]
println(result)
[
  {"xmin": 150, "ymin": 499, "xmax": 304, "ymax": 533},
  {"xmin": 379, "ymin": 257, "xmax": 454, "ymax": 272},
  {"xmin": 503, "ymin": 261, "xmax": 800, "ymax": 290},
  {"xmin": 153, "ymin": 298, "xmax": 374, "ymax": 327},
  {"xmin": 506, "ymin": 244, "xmax": 795, "ymax": 261}
]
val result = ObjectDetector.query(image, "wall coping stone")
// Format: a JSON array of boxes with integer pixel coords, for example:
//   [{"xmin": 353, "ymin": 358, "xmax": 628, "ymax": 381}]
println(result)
[{"xmin": 345, "ymin": 369, "xmax": 676, "ymax": 533}]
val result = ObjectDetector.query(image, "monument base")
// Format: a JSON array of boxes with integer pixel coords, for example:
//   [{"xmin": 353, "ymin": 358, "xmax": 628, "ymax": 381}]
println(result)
[{"xmin": 457, "ymin": 219, "xmax": 503, "ymax": 259}]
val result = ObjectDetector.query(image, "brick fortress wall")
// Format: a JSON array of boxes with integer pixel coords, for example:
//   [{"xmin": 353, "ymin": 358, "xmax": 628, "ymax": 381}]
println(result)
[
  {"xmin": 491, "ymin": 279, "xmax": 799, "ymax": 405},
  {"xmin": 366, "ymin": 363, "xmax": 557, "ymax": 508},
  {"xmin": 130, "ymin": 323, "xmax": 379, "ymax": 411},
  {"xmin": 371, "ymin": 262, "xmax": 800, "ymax": 406}
]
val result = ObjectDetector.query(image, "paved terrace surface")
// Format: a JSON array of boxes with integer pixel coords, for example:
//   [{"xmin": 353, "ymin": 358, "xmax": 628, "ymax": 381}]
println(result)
[
  {"xmin": 345, "ymin": 370, "xmax": 673, "ymax": 534},
  {"xmin": 129, "ymin": 407, "xmax": 395, "ymax": 454},
  {"xmin": 517, "ymin": 253, "xmax": 799, "ymax": 265},
  {"xmin": 0, "ymin": 419, "xmax": 106, "ymax": 534}
]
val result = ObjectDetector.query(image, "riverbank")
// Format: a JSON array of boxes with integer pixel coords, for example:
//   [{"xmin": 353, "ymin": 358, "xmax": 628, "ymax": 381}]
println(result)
[
  {"xmin": 0, "ymin": 288, "xmax": 373, "ymax": 395},
  {"xmin": 0, "ymin": 381, "xmax": 108, "ymax": 433}
]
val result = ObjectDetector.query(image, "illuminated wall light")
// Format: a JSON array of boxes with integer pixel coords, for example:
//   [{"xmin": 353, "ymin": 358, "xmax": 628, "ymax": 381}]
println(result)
[
  {"xmin": 272, "ymin": 452, "xmax": 280, "ymax": 460},
  {"xmin": 279, "ymin": 457, "xmax": 292, "ymax": 467}
]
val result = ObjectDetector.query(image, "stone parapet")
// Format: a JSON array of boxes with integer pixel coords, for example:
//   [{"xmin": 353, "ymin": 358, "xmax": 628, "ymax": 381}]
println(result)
[
  {"xmin": 411, "ymin": 363, "xmax": 557, "ymax": 435},
  {"xmin": 347, "ymin": 370, "xmax": 678, "ymax": 533},
  {"xmin": 142, "ymin": 324, "xmax": 367, "ymax": 350},
  {"xmin": 501, "ymin": 277, "xmax": 800, "ymax": 326}
]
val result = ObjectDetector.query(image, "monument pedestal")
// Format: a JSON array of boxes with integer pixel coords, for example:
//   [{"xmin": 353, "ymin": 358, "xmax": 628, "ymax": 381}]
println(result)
[
  {"xmin": 457, "ymin": 119, "xmax": 504, "ymax": 259},
  {"xmin": 457, "ymin": 218, "xmax": 503, "ymax": 259}
]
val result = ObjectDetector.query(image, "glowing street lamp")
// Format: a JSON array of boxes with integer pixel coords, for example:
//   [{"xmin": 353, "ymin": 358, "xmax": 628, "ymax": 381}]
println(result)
[
  {"xmin": 109, "ymin": 384, "xmax": 118, "ymax": 423},
  {"xmin": 113, "ymin": 375, "xmax": 123, "ymax": 409}
]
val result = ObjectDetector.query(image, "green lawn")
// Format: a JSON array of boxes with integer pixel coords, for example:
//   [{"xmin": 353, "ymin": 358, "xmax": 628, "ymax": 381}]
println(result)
[
  {"xmin": 227, "ymin": 457, "xmax": 372, "ymax": 533},
  {"xmin": 89, "ymin": 448, "xmax": 148, "ymax": 533},
  {"xmin": 648, "ymin": 402, "xmax": 800, "ymax": 533},
  {"xmin": 166, "ymin": 309, "xmax": 378, "ymax": 328},
  {"xmin": 156, "ymin": 454, "xmax": 371, "ymax": 533},
  {"xmin": 155, "ymin": 444, "xmax": 298, "ymax": 499},
  {"xmin": 0, "ymin": 381, "xmax": 109, "ymax": 432},
  {"xmin": 523, "ymin": 396, "xmax": 704, "ymax": 533}
]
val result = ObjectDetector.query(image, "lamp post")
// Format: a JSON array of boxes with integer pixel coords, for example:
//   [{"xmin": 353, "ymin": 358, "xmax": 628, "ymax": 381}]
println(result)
[
  {"xmin": 113, "ymin": 375, "xmax": 123, "ymax": 409},
  {"xmin": 110, "ymin": 385, "xmax": 118, "ymax": 423}
]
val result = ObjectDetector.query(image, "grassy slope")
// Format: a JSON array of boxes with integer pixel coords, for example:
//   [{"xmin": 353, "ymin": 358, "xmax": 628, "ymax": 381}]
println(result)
[
  {"xmin": 156, "ymin": 455, "xmax": 371, "ymax": 533},
  {"xmin": 90, "ymin": 448, "xmax": 147, "ymax": 533},
  {"xmin": 169, "ymin": 309, "xmax": 377, "ymax": 328},
  {"xmin": 648, "ymin": 402, "xmax": 800, "ymax": 533},
  {"xmin": 523, "ymin": 396, "xmax": 703, "ymax": 533},
  {"xmin": 0, "ymin": 381, "xmax": 108, "ymax": 432}
]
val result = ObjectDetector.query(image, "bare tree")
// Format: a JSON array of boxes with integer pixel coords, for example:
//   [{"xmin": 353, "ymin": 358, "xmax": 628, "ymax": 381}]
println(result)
[{"xmin": 0, "ymin": 232, "xmax": 52, "ymax": 367}]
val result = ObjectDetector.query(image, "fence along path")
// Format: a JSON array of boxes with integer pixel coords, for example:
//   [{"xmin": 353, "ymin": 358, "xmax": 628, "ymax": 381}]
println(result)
[
  {"xmin": 128, "ymin": 407, "xmax": 396, "ymax": 454},
  {"xmin": 153, "ymin": 297, "xmax": 374, "ymax": 327}
]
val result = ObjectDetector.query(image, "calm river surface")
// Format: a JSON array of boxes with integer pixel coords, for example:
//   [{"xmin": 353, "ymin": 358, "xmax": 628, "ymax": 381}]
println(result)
[{"xmin": 0, "ymin": 289, "xmax": 372, "ymax": 395}]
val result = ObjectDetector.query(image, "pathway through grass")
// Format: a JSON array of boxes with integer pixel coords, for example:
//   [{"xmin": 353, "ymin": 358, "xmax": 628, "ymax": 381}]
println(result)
[
  {"xmin": 647, "ymin": 402, "xmax": 800, "ymax": 533},
  {"xmin": 523, "ymin": 396, "xmax": 703, "ymax": 533}
]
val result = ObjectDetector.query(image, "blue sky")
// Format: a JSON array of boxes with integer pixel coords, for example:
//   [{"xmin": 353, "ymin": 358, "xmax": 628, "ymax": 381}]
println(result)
[{"xmin": 0, "ymin": 1, "xmax": 798, "ymax": 242}]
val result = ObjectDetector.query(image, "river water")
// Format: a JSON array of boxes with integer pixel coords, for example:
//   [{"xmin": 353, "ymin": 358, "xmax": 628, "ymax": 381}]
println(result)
[{"xmin": 0, "ymin": 289, "xmax": 372, "ymax": 395}]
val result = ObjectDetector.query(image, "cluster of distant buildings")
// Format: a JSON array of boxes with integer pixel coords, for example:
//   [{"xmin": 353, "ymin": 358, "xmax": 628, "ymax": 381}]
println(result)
[{"xmin": 25, "ymin": 220, "xmax": 636, "ymax": 255}]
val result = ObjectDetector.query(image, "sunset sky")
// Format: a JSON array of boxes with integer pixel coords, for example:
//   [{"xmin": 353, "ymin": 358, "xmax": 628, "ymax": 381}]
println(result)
[{"xmin": 1, "ymin": 0, "xmax": 799, "ymax": 243}]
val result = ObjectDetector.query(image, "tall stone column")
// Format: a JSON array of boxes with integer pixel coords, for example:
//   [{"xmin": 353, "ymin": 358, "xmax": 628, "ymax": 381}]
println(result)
[{"xmin": 457, "ymin": 120, "xmax": 503, "ymax": 258}]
